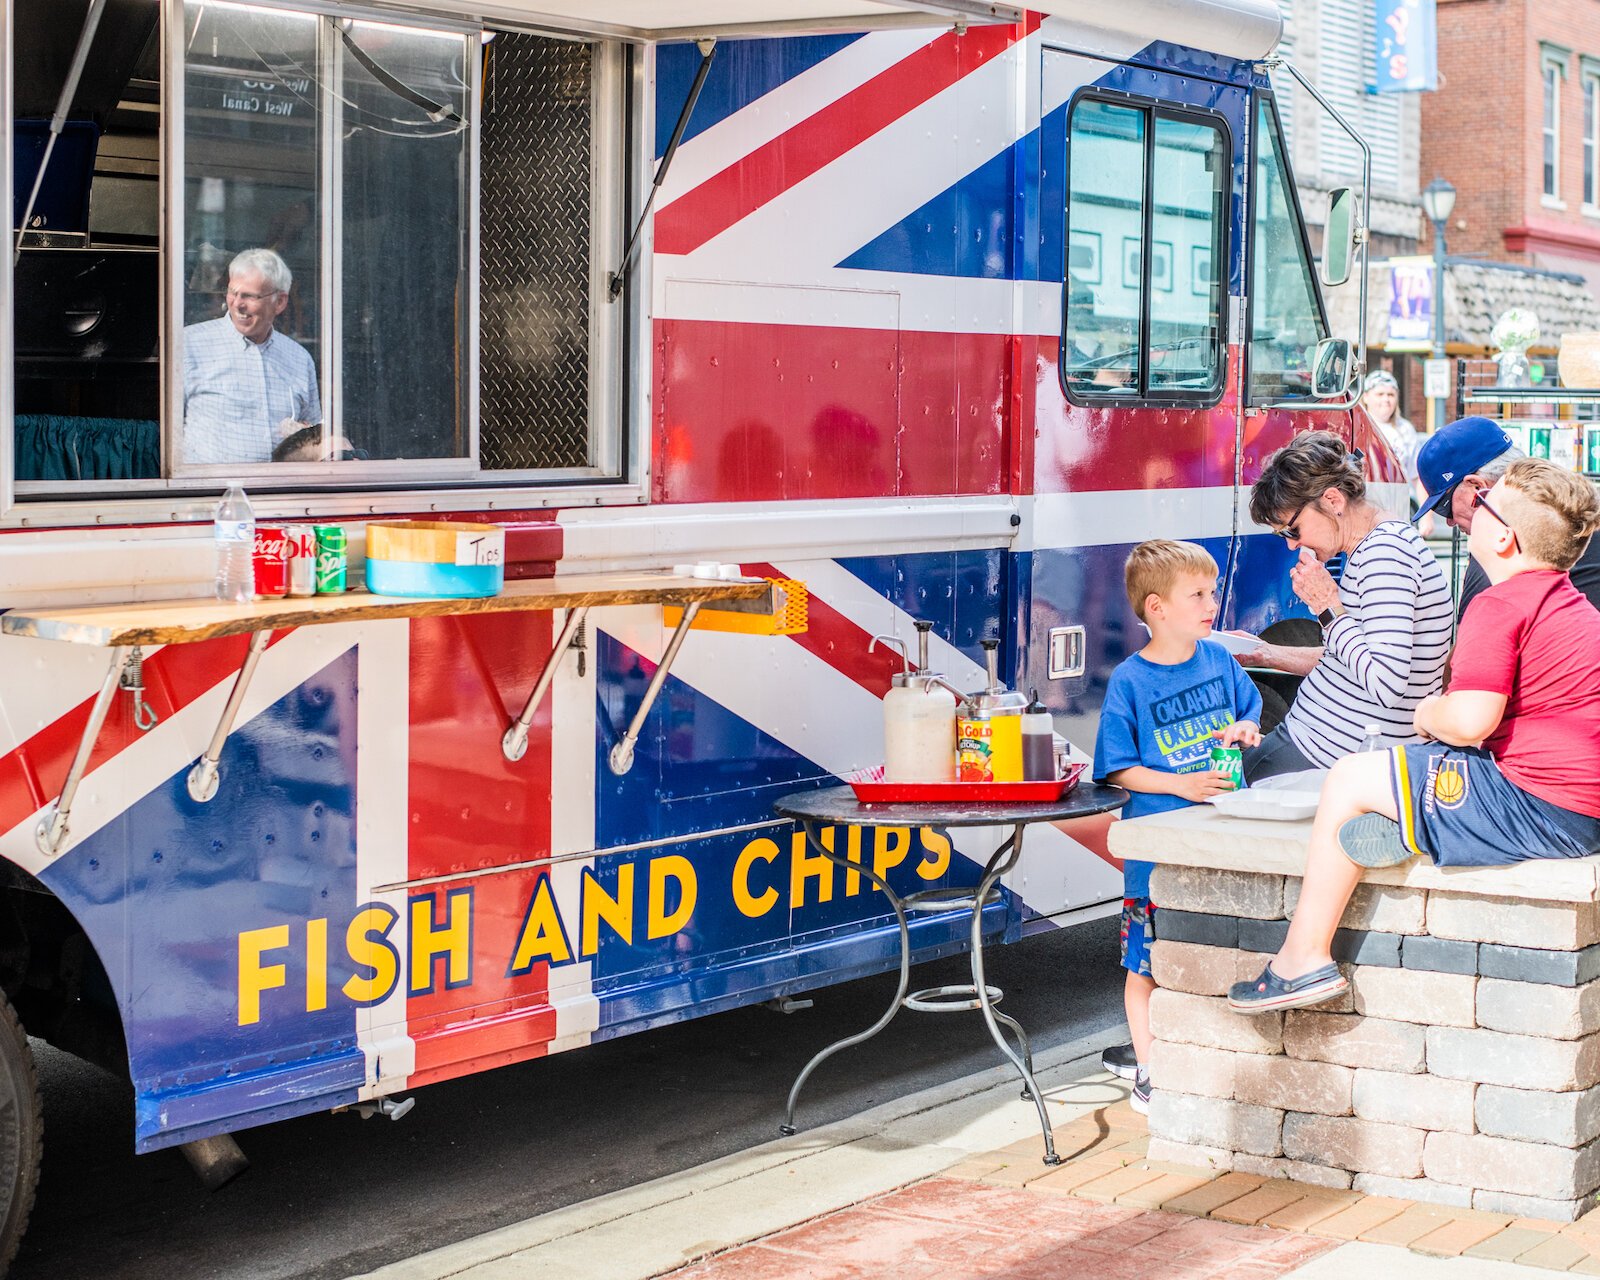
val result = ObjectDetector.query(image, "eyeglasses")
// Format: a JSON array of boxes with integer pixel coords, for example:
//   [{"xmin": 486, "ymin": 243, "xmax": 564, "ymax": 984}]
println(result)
[
  {"xmin": 227, "ymin": 288, "xmax": 280, "ymax": 304},
  {"xmin": 1272, "ymin": 500, "xmax": 1314, "ymax": 542},
  {"xmin": 1472, "ymin": 488, "xmax": 1521, "ymax": 552}
]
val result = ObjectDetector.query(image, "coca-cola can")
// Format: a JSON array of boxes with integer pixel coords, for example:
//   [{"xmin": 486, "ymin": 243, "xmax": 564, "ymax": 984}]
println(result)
[
  {"xmin": 252, "ymin": 523, "xmax": 290, "ymax": 599},
  {"xmin": 284, "ymin": 524, "xmax": 318, "ymax": 598}
]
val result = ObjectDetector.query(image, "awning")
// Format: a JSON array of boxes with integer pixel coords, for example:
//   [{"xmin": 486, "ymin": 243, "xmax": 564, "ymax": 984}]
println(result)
[
  {"xmin": 365, "ymin": 0, "xmax": 1021, "ymax": 41},
  {"xmin": 365, "ymin": 0, "xmax": 1282, "ymax": 56}
]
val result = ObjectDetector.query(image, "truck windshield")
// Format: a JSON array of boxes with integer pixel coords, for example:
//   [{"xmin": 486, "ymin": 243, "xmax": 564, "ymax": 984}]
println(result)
[{"xmin": 1248, "ymin": 94, "xmax": 1328, "ymax": 402}]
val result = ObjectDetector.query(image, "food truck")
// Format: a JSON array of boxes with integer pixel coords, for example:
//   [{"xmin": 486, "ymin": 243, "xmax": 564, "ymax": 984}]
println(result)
[{"xmin": 0, "ymin": 0, "xmax": 1389, "ymax": 1263}]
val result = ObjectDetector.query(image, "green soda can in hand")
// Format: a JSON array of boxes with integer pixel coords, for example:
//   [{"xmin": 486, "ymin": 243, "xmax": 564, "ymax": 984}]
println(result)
[
  {"xmin": 1209, "ymin": 743, "xmax": 1245, "ymax": 790},
  {"xmin": 314, "ymin": 525, "xmax": 347, "ymax": 594}
]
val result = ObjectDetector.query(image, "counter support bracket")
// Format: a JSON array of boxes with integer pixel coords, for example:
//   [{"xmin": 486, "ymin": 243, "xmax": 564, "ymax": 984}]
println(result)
[
  {"xmin": 187, "ymin": 630, "xmax": 272, "ymax": 803},
  {"xmin": 35, "ymin": 646, "xmax": 132, "ymax": 857},
  {"xmin": 608, "ymin": 601, "xmax": 701, "ymax": 776},
  {"xmin": 503, "ymin": 606, "xmax": 590, "ymax": 763}
]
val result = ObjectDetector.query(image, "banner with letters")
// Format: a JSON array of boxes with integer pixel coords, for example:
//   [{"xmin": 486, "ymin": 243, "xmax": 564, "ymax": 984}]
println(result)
[{"xmin": 1375, "ymin": 0, "xmax": 1438, "ymax": 94}]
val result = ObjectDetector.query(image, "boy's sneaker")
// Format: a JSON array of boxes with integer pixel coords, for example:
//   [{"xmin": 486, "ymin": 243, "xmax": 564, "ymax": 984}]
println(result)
[
  {"xmin": 1130, "ymin": 1069, "xmax": 1151, "ymax": 1115},
  {"xmin": 1101, "ymin": 1043, "xmax": 1139, "ymax": 1081}
]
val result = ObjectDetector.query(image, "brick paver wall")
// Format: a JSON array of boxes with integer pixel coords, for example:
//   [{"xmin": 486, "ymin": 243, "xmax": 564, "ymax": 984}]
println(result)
[{"xmin": 1145, "ymin": 863, "xmax": 1600, "ymax": 1221}]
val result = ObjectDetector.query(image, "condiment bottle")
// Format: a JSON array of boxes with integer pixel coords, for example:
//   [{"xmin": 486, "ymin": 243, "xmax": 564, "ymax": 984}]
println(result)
[
  {"xmin": 869, "ymin": 622, "xmax": 957, "ymax": 782},
  {"xmin": 1022, "ymin": 689, "xmax": 1055, "ymax": 781},
  {"xmin": 964, "ymin": 639, "xmax": 1027, "ymax": 782}
]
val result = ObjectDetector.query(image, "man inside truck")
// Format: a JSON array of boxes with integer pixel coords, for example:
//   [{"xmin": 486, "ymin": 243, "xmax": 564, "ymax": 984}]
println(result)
[{"xmin": 181, "ymin": 247, "xmax": 322, "ymax": 465}]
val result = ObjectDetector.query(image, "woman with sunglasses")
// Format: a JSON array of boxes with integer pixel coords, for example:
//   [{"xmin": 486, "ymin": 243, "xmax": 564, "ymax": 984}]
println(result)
[{"xmin": 1230, "ymin": 432, "xmax": 1454, "ymax": 781}]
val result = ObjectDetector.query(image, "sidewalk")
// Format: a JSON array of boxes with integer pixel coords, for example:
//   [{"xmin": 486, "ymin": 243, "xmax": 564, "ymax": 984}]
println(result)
[{"xmin": 356, "ymin": 1034, "xmax": 1590, "ymax": 1280}]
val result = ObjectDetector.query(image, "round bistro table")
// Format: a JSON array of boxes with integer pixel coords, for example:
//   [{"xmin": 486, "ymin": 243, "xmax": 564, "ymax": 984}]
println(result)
[{"xmin": 773, "ymin": 781, "xmax": 1129, "ymax": 1164}]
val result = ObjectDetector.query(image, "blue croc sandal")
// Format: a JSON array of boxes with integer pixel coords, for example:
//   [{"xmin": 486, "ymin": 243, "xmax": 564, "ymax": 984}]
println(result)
[
  {"xmin": 1338, "ymin": 814, "xmax": 1417, "ymax": 869},
  {"xmin": 1227, "ymin": 962, "xmax": 1347, "ymax": 1013}
]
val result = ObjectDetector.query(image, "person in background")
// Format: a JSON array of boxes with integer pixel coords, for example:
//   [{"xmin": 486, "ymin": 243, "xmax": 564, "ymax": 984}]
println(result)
[
  {"xmin": 182, "ymin": 248, "xmax": 321, "ymax": 466},
  {"xmin": 1236, "ymin": 432, "xmax": 1452, "ymax": 780},
  {"xmin": 1228, "ymin": 460, "xmax": 1600, "ymax": 1013},
  {"xmin": 1361, "ymin": 369, "xmax": 1430, "ymax": 532},
  {"xmin": 1414, "ymin": 415, "xmax": 1600, "ymax": 616},
  {"xmin": 1093, "ymin": 540, "xmax": 1262, "ymax": 1114}
]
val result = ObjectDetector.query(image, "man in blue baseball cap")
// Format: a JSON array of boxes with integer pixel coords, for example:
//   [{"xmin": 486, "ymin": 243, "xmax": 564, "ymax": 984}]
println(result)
[{"xmin": 1416, "ymin": 416, "xmax": 1600, "ymax": 616}]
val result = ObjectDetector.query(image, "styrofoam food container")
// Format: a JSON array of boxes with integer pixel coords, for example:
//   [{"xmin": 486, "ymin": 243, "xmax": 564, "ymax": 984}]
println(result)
[{"xmin": 1207, "ymin": 788, "xmax": 1320, "ymax": 821}]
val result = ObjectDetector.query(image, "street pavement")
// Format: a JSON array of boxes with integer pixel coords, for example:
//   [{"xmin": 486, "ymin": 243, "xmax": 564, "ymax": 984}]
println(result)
[{"xmin": 350, "ymin": 1037, "xmax": 1559, "ymax": 1280}]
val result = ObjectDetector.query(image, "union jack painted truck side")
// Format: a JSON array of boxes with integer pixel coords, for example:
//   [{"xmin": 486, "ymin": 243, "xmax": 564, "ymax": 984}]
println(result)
[{"xmin": 0, "ymin": 0, "xmax": 1397, "ymax": 1264}]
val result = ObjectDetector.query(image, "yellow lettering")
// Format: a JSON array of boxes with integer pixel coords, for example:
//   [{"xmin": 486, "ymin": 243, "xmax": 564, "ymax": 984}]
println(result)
[
  {"xmin": 647, "ymin": 855, "xmax": 697, "ymax": 940},
  {"xmin": 581, "ymin": 864, "xmax": 635, "ymax": 956},
  {"xmin": 915, "ymin": 827, "xmax": 951, "ymax": 881},
  {"xmin": 873, "ymin": 827, "xmax": 912, "ymax": 886},
  {"xmin": 238, "ymin": 924, "xmax": 290, "ymax": 1026},
  {"xmin": 508, "ymin": 877, "xmax": 573, "ymax": 973},
  {"xmin": 791, "ymin": 829, "xmax": 834, "ymax": 908},
  {"xmin": 343, "ymin": 906, "xmax": 400, "ymax": 1005},
  {"xmin": 409, "ymin": 889, "xmax": 473, "ymax": 994},
  {"xmin": 843, "ymin": 826, "xmax": 864, "ymax": 895},
  {"xmin": 733, "ymin": 838, "xmax": 781, "ymax": 918},
  {"xmin": 305, "ymin": 917, "xmax": 328, "ymax": 1012}
]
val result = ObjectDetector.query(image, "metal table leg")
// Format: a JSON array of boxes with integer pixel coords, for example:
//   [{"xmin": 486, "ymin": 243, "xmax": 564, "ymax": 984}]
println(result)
[
  {"xmin": 969, "ymin": 824, "xmax": 1059, "ymax": 1162},
  {"xmin": 608, "ymin": 602, "xmax": 700, "ymax": 776},
  {"xmin": 35, "ymin": 646, "xmax": 132, "ymax": 856},
  {"xmin": 186, "ymin": 630, "xmax": 271, "ymax": 803},
  {"xmin": 503, "ymin": 606, "xmax": 589, "ymax": 762},
  {"xmin": 780, "ymin": 818, "xmax": 912, "ymax": 1136}
]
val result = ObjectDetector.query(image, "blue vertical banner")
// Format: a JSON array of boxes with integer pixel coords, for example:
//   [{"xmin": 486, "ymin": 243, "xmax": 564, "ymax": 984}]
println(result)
[{"xmin": 1375, "ymin": 0, "xmax": 1438, "ymax": 93}]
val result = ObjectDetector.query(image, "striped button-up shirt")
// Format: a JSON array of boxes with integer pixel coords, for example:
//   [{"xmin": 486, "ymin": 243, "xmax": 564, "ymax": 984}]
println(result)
[{"xmin": 182, "ymin": 316, "xmax": 322, "ymax": 465}]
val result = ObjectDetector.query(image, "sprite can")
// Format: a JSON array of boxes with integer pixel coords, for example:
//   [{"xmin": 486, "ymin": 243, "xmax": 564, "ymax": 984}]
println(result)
[
  {"xmin": 1209, "ymin": 743, "xmax": 1245, "ymax": 790},
  {"xmin": 314, "ymin": 525, "xmax": 347, "ymax": 594}
]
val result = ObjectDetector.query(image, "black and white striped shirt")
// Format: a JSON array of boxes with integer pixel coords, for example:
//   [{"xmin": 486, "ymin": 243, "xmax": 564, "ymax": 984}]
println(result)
[{"xmin": 1284, "ymin": 521, "xmax": 1452, "ymax": 766}]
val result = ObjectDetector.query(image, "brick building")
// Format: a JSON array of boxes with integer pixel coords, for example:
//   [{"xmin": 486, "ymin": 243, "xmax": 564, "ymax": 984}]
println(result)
[{"xmin": 1423, "ymin": 0, "xmax": 1600, "ymax": 289}]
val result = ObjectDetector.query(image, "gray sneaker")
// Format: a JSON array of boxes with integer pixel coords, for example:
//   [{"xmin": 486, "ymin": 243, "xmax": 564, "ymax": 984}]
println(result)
[
  {"xmin": 1130, "ymin": 1069, "xmax": 1151, "ymax": 1115},
  {"xmin": 1101, "ymin": 1042, "xmax": 1138, "ymax": 1081}
]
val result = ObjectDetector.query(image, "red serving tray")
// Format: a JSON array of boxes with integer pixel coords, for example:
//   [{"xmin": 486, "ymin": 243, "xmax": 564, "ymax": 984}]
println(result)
[{"xmin": 847, "ymin": 761, "xmax": 1087, "ymax": 804}]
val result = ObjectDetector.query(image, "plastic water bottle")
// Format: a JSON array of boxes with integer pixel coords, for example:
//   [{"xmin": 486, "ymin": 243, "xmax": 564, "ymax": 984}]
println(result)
[
  {"xmin": 214, "ymin": 483, "xmax": 255, "ymax": 603},
  {"xmin": 1358, "ymin": 722, "xmax": 1385, "ymax": 753}
]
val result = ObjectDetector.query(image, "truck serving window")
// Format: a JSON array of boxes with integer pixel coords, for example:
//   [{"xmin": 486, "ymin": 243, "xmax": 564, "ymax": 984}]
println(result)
[
  {"xmin": 1062, "ymin": 96, "xmax": 1226, "ymax": 404},
  {"xmin": 1246, "ymin": 93, "xmax": 1328, "ymax": 402},
  {"xmin": 6, "ymin": 2, "xmax": 623, "ymax": 501}
]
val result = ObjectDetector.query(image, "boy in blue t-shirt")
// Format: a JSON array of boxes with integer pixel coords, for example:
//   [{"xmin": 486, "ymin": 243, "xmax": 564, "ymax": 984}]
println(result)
[{"xmin": 1092, "ymin": 540, "xmax": 1262, "ymax": 1113}]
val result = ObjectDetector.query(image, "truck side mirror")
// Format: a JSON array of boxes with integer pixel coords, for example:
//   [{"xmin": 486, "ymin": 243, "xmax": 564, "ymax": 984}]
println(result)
[
  {"xmin": 1312, "ymin": 337, "xmax": 1353, "ymax": 398},
  {"xmin": 1322, "ymin": 188, "xmax": 1356, "ymax": 287}
]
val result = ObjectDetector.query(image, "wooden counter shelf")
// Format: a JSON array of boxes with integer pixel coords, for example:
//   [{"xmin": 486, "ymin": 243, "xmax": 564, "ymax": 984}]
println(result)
[{"xmin": 3, "ymin": 571, "xmax": 785, "ymax": 856}]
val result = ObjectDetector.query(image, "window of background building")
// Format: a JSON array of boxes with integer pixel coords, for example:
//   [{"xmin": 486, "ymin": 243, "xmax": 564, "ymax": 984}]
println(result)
[
  {"xmin": 1585, "ymin": 61, "xmax": 1600, "ymax": 212},
  {"xmin": 1544, "ymin": 46, "xmax": 1569, "ymax": 205}
]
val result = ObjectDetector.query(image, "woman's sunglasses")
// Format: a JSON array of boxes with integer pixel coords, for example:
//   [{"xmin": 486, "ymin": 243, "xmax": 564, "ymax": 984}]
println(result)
[{"xmin": 1272, "ymin": 500, "xmax": 1314, "ymax": 541}]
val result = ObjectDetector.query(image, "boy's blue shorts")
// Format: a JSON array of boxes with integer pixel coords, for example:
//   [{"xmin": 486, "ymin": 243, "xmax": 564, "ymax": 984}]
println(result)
[
  {"xmin": 1390, "ymin": 744, "xmax": 1600, "ymax": 867},
  {"xmin": 1120, "ymin": 898, "xmax": 1156, "ymax": 977}
]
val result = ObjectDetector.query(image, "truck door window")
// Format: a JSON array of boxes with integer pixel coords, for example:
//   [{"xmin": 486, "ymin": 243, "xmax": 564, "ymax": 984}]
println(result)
[
  {"xmin": 1063, "ymin": 97, "xmax": 1226, "ymax": 402},
  {"xmin": 1247, "ymin": 94, "xmax": 1328, "ymax": 402},
  {"xmin": 1064, "ymin": 99, "xmax": 1144, "ymax": 395}
]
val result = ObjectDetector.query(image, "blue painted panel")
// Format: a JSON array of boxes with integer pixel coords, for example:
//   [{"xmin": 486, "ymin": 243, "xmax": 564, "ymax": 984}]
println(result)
[
  {"xmin": 655, "ymin": 35, "xmax": 863, "ymax": 157},
  {"xmin": 833, "ymin": 549, "xmax": 1008, "ymax": 678},
  {"xmin": 1222, "ymin": 531, "xmax": 1315, "ymax": 636},
  {"xmin": 40, "ymin": 647, "xmax": 366, "ymax": 1149}
]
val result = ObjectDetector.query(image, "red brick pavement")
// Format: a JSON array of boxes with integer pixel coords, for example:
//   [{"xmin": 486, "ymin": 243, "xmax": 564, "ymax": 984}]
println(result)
[{"xmin": 665, "ymin": 1176, "xmax": 1338, "ymax": 1280}]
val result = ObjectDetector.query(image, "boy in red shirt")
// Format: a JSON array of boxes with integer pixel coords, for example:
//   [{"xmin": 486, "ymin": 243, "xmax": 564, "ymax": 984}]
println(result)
[{"xmin": 1230, "ymin": 459, "xmax": 1600, "ymax": 1013}]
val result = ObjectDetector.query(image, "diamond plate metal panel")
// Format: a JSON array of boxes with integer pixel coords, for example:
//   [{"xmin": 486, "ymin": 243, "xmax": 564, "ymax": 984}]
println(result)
[{"xmin": 479, "ymin": 36, "xmax": 593, "ymax": 471}]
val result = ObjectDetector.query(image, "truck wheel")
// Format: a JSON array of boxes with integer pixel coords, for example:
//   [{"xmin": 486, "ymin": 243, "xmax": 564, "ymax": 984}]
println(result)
[{"xmin": 0, "ymin": 991, "xmax": 42, "ymax": 1275}]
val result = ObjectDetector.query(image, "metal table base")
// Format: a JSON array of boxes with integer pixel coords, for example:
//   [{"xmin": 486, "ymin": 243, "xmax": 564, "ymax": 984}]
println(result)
[{"xmin": 778, "ymin": 818, "xmax": 1061, "ymax": 1162}]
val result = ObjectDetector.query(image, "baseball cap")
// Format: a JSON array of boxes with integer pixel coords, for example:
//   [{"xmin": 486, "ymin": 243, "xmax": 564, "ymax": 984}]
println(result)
[{"xmin": 1413, "ymin": 416, "xmax": 1515, "ymax": 521}]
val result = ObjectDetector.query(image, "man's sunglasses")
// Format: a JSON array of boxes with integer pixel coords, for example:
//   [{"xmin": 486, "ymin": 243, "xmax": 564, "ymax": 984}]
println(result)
[{"xmin": 1272, "ymin": 499, "xmax": 1314, "ymax": 542}]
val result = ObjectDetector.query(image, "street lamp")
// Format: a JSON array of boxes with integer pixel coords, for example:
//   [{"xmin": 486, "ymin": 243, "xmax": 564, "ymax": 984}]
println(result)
[{"xmin": 1421, "ymin": 176, "xmax": 1457, "ymax": 432}]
